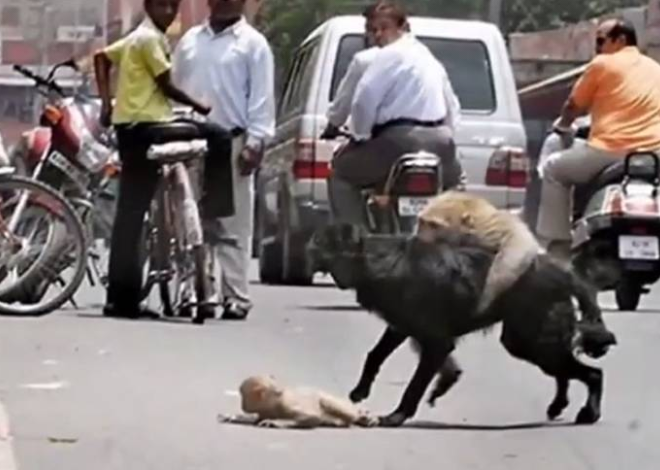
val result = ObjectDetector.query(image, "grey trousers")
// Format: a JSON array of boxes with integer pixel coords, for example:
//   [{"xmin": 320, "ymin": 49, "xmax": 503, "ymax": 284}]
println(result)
[
  {"xmin": 536, "ymin": 143, "xmax": 624, "ymax": 244},
  {"xmin": 200, "ymin": 135, "xmax": 254, "ymax": 311},
  {"xmin": 328, "ymin": 124, "xmax": 462, "ymax": 226}
]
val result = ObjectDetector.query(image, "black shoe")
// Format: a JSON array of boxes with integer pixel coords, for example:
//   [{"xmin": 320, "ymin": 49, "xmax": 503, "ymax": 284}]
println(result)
[
  {"xmin": 103, "ymin": 304, "xmax": 160, "ymax": 320},
  {"xmin": 221, "ymin": 302, "xmax": 248, "ymax": 321}
]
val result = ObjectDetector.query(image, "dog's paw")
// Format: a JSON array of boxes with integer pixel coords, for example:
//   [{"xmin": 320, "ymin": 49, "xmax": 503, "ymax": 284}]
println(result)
[
  {"xmin": 427, "ymin": 370, "xmax": 462, "ymax": 407},
  {"xmin": 575, "ymin": 406, "xmax": 601, "ymax": 425},
  {"xmin": 546, "ymin": 397, "xmax": 569, "ymax": 420},
  {"xmin": 378, "ymin": 411, "xmax": 408, "ymax": 428},
  {"xmin": 349, "ymin": 384, "xmax": 371, "ymax": 403}
]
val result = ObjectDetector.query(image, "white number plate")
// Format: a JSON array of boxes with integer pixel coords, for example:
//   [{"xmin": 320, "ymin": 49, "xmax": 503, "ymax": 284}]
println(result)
[
  {"xmin": 397, "ymin": 197, "xmax": 431, "ymax": 217},
  {"xmin": 618, "ymin": 235, "xmax": 660, "ymax": 260}
]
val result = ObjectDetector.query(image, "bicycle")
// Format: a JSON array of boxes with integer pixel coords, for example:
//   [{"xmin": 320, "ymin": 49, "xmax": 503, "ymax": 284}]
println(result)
[
  {"xmin": 0, "ymin": 167, "xmax": 87, "ymax": 316},
  {"xmin": 139, "ymin": 121, "xmax": 215, "ymax": 325}
]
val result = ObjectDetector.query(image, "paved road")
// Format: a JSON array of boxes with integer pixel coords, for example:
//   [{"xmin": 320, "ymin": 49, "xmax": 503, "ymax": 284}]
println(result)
[{"xmin": 0, "ymin": 266, "xmax": 659, "ymax": 470}]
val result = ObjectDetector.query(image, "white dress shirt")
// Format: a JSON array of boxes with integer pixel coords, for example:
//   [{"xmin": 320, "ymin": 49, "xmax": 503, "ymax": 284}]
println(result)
[
  {"xmin": 172, "ymin": 17, "xmax": 276, "ymax": 150},
  {"xmin": 350, "ymin": 34, "xmax": 461, "ymax": 141},
  {"xmin": 327, "ymin": 46, "xmax": 379, "ymax": 128}
]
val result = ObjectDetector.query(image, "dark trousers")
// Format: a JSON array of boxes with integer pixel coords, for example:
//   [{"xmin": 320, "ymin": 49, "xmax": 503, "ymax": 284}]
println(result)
[{"xmin": 106, "ymin": 122, "xmax": 234, "ymax": 311}]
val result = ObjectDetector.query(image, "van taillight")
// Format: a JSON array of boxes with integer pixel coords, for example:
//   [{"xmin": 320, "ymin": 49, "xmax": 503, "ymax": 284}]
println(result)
[
  {"xmin": 293, "ymin": 138, "xmax": 330, "ymax": 179},
  {"xmin": 486, "ymin": 147, "xmax": 529, "ymax": 188}
]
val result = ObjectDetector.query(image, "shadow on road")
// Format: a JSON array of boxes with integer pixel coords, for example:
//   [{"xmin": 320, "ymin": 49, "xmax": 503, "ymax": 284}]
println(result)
[
  {"xmin": 250, "ymin": 281, "xmax": 339, "ymax": 289},
  {"xmin": 603, "ymin": 308, "xmax": 660, "ymax": 314},
  {"xmin": 401, "ymin": 419, "xmax": 576, "ymax": 431},
  {"xmin": 75, "ymin": 312, "xmax": 221, "ymax": 327},
  {"xmin": 300, "ymin": 305, "xmax": 365, "ymax": 312},
  {"xmin": 216, "ymin": 415, "xmax": 576, "ymax": 432}
]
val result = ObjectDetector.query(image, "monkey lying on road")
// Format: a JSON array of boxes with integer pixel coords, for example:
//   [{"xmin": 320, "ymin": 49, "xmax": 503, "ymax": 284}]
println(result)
[
  {"xmin": 220, "ymin": 375, "xmax": 378, "ymax": 429},
  {"xmin": 416, "ymin": 191, "xmax": 541, "ymax": 314}
]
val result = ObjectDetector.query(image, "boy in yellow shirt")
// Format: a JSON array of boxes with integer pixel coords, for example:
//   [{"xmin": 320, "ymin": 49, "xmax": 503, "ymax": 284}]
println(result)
[{"xmin": 94, "ymin": 0, "xmax": 227, "ymax": 319}]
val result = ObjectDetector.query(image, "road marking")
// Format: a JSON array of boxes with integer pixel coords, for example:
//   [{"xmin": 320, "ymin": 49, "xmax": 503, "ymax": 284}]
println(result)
[
  {"xmin": 19, "ymin": 381, "xmax": 69, "ymax": 391},
  {"xmin": 0, "ymin": 401, "xmax": 18, "ymax": 470}
]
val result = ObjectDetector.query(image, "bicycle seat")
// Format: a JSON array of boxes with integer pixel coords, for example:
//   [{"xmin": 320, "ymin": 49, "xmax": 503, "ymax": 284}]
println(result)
[
  {"xmin": 146, "ymin": 122, "xmax": 201, "ymax": 144},
  {"xmin": 147, "ymin": 139, "xmax": 208, "ymax": 165}
]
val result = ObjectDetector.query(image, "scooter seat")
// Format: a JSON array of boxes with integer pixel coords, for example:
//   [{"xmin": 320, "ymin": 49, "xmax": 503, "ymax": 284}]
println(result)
[{"xmin": 574, "ymin": 163, "xmax": 625, "ymax": 219}]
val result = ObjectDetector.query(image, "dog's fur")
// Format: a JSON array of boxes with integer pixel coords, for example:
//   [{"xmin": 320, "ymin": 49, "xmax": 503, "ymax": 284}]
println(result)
[
  {"xmin": 417, "ymin": 191, "xmax": 541, "ymax": 313},
  {"xmin": 308, "ymin": 224, "xmax": 616, "ymax": 427}
]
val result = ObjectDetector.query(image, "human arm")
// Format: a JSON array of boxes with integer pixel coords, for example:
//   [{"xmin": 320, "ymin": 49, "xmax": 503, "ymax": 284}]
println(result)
[
  {"xmin": 327, "ymin": 53, "xmax": 370, "ymax": 129},
  {"xmin": 350, "ymin": 52, "xmax": 398, "ymax": 141},
  {"xmin": 139, "ymin": 36, "xmax": 210, "ymax": 115},
  {"xmin": 441, "ymin": 66, "xmax": 461, "ymax": 133},
  {"xmin": 240, "ymin": 37, "xmax": 276, "ymax": 176},
  {"xmin": 555, "ymin": 59, "xmax": 603, "ymax": 132},
  {"xmin": 93, "ymin": 50, "xmax": 115, "ymax": 127}
]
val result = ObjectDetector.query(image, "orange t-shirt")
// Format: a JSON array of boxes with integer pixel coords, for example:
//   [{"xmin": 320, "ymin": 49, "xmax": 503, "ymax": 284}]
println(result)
[{"xmin": 571, "ymin": 47, "xmax": 660, "ymax": 152}]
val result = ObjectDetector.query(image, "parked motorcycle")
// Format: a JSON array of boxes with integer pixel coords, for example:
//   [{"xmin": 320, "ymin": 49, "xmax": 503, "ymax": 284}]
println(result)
[
  {"xmin": 526, "ymin": 122, "xmax": 660, "ymax": 311},
  {"xmin": 10, "ymin": 59, "xmax": 120, "ymax": 297}
]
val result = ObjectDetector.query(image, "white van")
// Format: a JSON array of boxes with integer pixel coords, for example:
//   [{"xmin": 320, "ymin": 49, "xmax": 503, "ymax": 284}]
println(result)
[{"xmin": 256, "ymin": 15, "xmax": 528, "ymax": 285}]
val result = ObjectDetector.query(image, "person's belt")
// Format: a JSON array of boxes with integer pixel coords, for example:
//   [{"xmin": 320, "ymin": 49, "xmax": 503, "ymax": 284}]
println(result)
[
  {"xmin": 372, "ymin": 118, "xmax": 445, "ymax": 137},
  {"xmin": 231, "ymin": 127, "xmax": 245, "ymax": 137}
]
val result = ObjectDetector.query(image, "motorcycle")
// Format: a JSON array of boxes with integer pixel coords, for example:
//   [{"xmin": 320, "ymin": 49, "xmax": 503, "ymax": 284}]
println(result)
[
  {"xmin": 10, "ymin": 59, "xmax": 120, "ymax": 296},
  {"xmin": 322, "ymin": 127, "xmax": 443, "ymax": 235},
  {"xmin": 528, "ymin": 122, "xmax": 660, "ymax": 311}
]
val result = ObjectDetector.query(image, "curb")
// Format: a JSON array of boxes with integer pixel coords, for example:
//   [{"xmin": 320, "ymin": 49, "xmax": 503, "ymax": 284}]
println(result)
[{"xmin": 0, "ymin": 401, "xmax": 18, "ymax": 470}]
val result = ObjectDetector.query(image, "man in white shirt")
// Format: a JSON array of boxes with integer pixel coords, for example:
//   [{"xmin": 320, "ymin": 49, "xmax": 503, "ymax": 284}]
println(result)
[
  {"xmin": 173, "ymin": 0, "xmax": 275, "ymax": 320},
  {"xmin": 328, "ymin": 1, "xmax": 463, "ymax": 226},
  {"xmin": 321, "ymin": 4, "xmax": 382, "ymax": 138}
]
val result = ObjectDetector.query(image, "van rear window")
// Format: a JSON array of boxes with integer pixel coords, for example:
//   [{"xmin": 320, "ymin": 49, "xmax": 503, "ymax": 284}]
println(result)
[{"xmin": 330, "ymin": 34, "xmax": 497, "ymax": 112}]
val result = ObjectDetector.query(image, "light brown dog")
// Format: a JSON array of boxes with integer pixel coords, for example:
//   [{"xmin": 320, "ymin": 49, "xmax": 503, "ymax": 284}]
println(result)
[{"xmin": 416, "ymin": 191, "xmax": 541, "ymax": 312}]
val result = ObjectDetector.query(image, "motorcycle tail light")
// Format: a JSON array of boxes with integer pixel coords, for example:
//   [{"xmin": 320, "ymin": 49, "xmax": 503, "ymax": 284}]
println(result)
[
  {"xmin": 398, "ymin": 172, "xmax": 437, "ymax": 196},
  {"xmin": 623, "ymin": 196, "xmax": 660, "ymax": 216}
]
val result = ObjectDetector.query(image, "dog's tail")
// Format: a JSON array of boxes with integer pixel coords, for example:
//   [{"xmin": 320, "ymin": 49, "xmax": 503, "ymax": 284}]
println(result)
[{"xmin": 573, "ymin": 321, "xmax": 617, "ymax": 359}]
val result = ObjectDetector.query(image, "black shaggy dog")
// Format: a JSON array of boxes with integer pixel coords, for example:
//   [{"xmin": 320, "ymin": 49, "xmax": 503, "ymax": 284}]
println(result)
[{"xmin": 308, "ymin": 224, "xmax": 617, "ymax": 428}]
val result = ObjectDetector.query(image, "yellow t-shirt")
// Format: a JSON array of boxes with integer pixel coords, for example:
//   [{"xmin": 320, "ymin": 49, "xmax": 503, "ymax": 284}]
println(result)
[
  {"xmin": 104, "ymin": 18, "xmax": 173, "ymax": 124},
  {"xmin": 571, "ymin": 47, "xmax": 660, "ymax": 153}
]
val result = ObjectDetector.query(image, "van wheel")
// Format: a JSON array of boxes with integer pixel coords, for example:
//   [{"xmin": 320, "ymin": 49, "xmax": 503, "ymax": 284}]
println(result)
[
  {"xmin": 259, "ymin": 239, "xmax": 284, "ymax": 285},
  {"xmin": 615, "ymin": 281, "xmax": 642, "ymax": 311},
  {"xmin": 282, "ymin": 232, "xmax": 314, "ymax": 286}
]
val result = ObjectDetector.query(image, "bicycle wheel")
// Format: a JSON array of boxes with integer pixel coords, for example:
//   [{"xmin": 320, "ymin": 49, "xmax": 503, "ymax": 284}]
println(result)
[{"xmin": 0, "ymin": 175, "xmax": 87, "ymax": 316}]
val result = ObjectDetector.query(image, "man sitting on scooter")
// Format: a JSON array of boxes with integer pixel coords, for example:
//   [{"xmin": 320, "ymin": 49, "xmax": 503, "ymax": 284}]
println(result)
[
  {"xmin": 327, "ymin": 0, "xmax": 463, "ymax": 227},
  {"xmin": 538, "ymin": 18, "xmax": 660, "ymax": 261}
]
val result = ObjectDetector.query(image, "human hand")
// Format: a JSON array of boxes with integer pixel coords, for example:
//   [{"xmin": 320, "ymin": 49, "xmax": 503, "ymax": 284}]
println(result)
[
  {"xmin": 194, "ymin": 103, "xmax": 212, "ymax": 116},
  {"xmin": 238, "ymin": 146, "xmax": 262, "ymax": 176}
]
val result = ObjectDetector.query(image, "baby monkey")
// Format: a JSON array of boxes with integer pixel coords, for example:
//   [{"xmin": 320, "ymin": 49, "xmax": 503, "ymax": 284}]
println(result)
[{"xmin": 220, "ymin": 375, "xmax": 378, "ymax": 429}]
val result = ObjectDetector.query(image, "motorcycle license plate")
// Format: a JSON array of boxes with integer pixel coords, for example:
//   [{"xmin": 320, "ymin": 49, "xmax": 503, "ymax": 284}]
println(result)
[
  {"xmin": 397, "ymin": 197, "xmax": 431, "ymax": 217},
  {"xmin": 618, "ymin": 235, "xmax": 660, "ymax": 260}
]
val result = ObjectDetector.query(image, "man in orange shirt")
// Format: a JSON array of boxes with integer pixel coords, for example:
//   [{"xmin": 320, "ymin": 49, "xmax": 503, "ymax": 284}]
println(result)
[{"xmin": 537, "ymin": 18, "xmax": 660, "ymax": 259}]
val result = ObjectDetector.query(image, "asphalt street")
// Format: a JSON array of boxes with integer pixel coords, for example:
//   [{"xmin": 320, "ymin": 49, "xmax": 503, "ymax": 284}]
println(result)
[{"xmin": 0, "ymin": 263, "xmax": 659, "ymax": 470}]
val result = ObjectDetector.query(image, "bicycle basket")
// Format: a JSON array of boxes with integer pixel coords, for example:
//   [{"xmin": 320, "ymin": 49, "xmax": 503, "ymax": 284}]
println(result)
[{"xmin": 147, "ymin": 139, "xmax": 208, "ymax": 164}]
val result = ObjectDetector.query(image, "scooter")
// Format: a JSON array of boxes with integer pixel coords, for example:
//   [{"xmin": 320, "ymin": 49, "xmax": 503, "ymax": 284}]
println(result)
[{"xmin": 528, "ymin": 122, "xmax": 660, "ymax": 311}]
